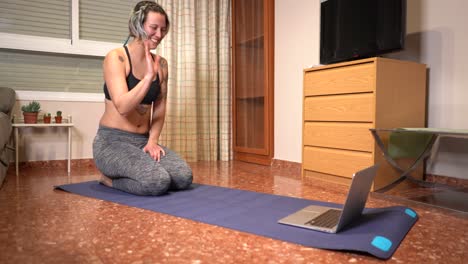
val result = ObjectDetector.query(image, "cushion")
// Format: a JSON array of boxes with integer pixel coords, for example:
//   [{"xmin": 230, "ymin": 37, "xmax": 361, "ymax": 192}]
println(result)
[
  {"xmin": 0, "ymin": 87, "xmax": 16, "ymax": 116},
  {"xmin": 0, "ymin": 112, "xmax": 12, "ymax": 148}
]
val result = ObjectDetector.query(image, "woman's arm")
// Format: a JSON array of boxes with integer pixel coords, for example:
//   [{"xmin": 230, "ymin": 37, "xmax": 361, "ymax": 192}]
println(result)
[
  {"xmin": 103, "ymin": 42, "xmax": 156, "ymax": 115},
  {"xmin": 144, "ymin": 57, "xmax": 169, "ymax": 161}
]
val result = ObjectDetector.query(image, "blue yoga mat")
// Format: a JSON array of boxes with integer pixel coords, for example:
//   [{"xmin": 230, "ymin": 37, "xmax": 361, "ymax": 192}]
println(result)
[{"xmin": 56, "ymin": 181, "xmax": 418, "ymax": 259}]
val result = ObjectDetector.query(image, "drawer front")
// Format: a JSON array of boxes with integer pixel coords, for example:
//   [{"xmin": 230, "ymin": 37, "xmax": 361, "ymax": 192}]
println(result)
[
  {"xmin": 303, "ymin": 146, "xmax": 373, "ymax": 178},
  {"xmin": 303, "ymin": 169, "xmax": 352, "ymax": 186},
  {"xmin": 303, "ymin": 122, "xmax": 374, "ymax": 152},
  {"xmin": 304, "ymin": 93, "xmax": 374, "ymax": 122},
  {"xmin": 304, "ymin": 62, "xmax": 375, "ymax": 96}
]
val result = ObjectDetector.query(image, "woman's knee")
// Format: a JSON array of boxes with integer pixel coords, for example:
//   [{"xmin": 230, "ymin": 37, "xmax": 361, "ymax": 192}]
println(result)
[
  {"xmin": 171, "ymin": 165, "xmax": 193, "ymax": 190},
  {"xmin": 138, "ymin": 170, "xmax": 172, "ymax": 195}
]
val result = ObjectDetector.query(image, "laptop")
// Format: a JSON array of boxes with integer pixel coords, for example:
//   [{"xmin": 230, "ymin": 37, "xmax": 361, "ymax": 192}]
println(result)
[{"xmin": 278, "ymin": 164, "xmax": 379, "ymax": 233}]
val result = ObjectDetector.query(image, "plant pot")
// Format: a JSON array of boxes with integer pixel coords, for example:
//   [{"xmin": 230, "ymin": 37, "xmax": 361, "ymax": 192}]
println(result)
[
  {"xmin": 23, "ymin": 112, "xmax": 39, "ymax": 124},
  {"xmin": 55, "ymin": 116, "xmax": 62, "ymax": 124},
  {"xmin": 43, "ymin": 116, "xmax": 51, "ymax": 123}
]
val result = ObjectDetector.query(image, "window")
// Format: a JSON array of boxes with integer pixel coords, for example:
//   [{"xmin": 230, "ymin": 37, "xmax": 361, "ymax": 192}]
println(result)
[
  {"xmin": 0, "ymin": 49, "xmax": 103, "ymax": 93},
  {"xmin": 0, "ymin": 0, "xmax": 139, "ymax": 57},
  {"xmin": 0, "ymin": 0, "xmax": 140, "ymax": 93},
  {"xmin": 0, "ymin": 0, "xmax": 70, "ymax": 39},
  {"xmin": 80, "ymin": 0, "xmax": 135, "ymax": 43}
]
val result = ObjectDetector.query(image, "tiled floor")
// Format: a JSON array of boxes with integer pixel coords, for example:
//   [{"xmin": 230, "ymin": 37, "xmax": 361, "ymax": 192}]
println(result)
[{"xmin": 0, "ymin": 161, "xmax": 467, "ymax": 263}]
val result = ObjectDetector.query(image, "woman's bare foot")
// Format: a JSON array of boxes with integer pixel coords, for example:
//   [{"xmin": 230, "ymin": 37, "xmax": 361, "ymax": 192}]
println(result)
[{"xmin": 99, "ymin": 174, "xmax": 113, "ymax": 187}]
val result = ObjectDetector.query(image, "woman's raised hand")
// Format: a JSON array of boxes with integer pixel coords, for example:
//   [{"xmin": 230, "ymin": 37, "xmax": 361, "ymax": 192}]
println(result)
[{"xmin": 143, "ymin": 40, "xmax": 156, "ymax": 81}]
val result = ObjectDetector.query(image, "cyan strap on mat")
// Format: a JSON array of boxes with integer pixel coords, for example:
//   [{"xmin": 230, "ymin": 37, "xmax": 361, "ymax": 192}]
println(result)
[
  {"xmin": 388, "ymin": 130, "xmax": 435, "ymax": 159},
  {"xmin": 55, "ymin": 182, "xmax": 418, "ymax": 259}
]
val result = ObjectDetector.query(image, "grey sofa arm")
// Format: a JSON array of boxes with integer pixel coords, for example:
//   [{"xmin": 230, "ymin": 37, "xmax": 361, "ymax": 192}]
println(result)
[{"xmin": 0, "ymin": 87, "xmax": 16, "ymax": 117}]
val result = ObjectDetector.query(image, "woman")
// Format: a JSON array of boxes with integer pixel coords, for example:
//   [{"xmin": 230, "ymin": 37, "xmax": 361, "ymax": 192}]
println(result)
[{"xmin": 93, "ymin": 1, "xmax": 193, "ymax": 195}]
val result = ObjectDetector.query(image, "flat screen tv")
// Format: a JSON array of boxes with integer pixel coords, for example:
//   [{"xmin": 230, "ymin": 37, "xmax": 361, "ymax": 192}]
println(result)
[{"xmin": 320, "ymin": 0, "xmax": 406, "ymax": 65}]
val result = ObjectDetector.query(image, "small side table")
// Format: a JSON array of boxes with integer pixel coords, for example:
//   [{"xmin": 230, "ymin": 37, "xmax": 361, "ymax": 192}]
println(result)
[{"xmin": 12, "ymin": 115, "xmax": 74, "ymax": 176}]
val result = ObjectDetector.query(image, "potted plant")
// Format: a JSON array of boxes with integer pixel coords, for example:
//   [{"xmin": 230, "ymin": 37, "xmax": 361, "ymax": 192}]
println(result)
[
  {"xmin": 55, "ymin": 110, "xmax": 62, "ymax": 123},
  {"xmin": 21, "ymin": 101, "xmax": 41, "ymax": 124},
  {"xmin": 43, "ymin": 113, "xmax": 51, "ymax": 123}
]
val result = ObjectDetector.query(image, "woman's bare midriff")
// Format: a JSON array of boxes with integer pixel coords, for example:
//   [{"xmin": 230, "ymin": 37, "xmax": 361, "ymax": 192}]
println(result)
[{"xmin": 99, "ymin": 99, "xmax": 151, "ymax": 134}]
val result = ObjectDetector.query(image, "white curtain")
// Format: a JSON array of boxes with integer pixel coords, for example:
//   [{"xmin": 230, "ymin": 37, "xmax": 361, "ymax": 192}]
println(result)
[{"xmin": 155, "ymin": 0, "xmax": 232, "ymax": 161}]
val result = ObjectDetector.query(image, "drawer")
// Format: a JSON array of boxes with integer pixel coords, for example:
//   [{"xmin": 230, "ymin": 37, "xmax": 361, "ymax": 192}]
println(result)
[
  {"xmin": 304, "ymin": 93, "xmax": 374, "ymax": 122},
  {"xmin": 304, "ymin": 62, "xmax": 375, "ymax": 96},
  {"xmin": 302, "ymin": 169, "xmax": 353, "ymax": 186},
  {"xmin": 303, "ymin": 146, "xmax": 373, "ymax": 178},
  {"xmin": 303, "ymin": 122, "xmax": 374, "ymax": 151}
]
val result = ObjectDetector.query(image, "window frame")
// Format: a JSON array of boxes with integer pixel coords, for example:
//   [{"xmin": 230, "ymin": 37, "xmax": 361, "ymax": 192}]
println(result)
[{"xmin": 0, "ymin": 0, "xmax": 120, "ymax": 57}]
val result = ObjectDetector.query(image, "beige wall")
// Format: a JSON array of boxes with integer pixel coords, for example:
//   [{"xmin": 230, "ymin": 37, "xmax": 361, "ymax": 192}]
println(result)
[
  {"xmin": 399, "ymin": 0, "xmax": 468, "ymax": 178},
  {"xmin": 274, "ymin": 0, "xmax": 468, "ymax": 178},
  {"xmin": 274, "ymin": 0, "xmax": 319, "ymax": 163}
]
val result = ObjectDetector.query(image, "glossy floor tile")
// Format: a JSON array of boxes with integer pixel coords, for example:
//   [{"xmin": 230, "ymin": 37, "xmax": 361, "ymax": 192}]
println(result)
[{"xmin": 0, "ymin": 161, "xmax": 467, "ymax": 263}]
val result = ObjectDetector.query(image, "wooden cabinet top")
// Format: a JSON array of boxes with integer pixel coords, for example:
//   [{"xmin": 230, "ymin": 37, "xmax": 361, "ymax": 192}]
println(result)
[{"xmin": 304, "ymin": 57, "xmax": 426, "ymax": 73}]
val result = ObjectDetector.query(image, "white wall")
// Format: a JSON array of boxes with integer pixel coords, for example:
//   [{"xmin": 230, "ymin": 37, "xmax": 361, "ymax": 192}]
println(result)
[
  {"xmin": 274, "ymin": 0, "xmax": 320, "ymax": 163},
  {"xmin": 389, "ymin": 0, "xmax": 468, "ymax": 178},
  {"xmin": 274, "ymin": 0, "xmax": 468, "ymax": 178},
  {"xmin": 389, "ymin": 0, "xmax": 468, "ymax": 129}
]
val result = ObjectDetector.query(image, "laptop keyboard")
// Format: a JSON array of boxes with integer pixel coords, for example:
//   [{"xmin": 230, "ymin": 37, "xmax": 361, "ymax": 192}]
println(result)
[{"xmin": 305, "ymin": 209, "xmax": 341, "ymax": 228}]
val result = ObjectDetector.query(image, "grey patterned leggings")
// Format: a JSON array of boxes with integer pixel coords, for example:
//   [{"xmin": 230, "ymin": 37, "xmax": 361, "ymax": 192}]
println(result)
[{"xmin": 93, "ymin": 125, "xmax": 193, "ymax": 196}]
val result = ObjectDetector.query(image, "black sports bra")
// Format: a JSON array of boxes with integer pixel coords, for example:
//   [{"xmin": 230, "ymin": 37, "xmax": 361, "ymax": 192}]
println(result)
[{"xmin": 103, "ymin": 45, "xmax": 161, "ymax": 105}]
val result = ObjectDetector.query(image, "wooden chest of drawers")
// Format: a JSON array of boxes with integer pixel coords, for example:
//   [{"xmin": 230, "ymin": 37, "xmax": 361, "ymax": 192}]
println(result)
[{"xmin": 302, "ymin": 57, "xmax": 427, "ymax": 190}]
